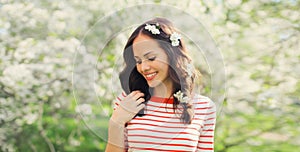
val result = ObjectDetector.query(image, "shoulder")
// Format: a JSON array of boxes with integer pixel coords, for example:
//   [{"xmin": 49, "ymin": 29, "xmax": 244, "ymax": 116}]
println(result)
[
  {"xmin": 192, "ymin": 94, "xmax": 216, "ymax": 111},
  {"xmin": 113, "ymin": 91, "xmax": 127, "ymax": 110},
  {"xmin": 192, "ymin": 94, "xmax": 214, "ymax": 104},
  {"xmin": 116, "ymin": 91, "xmax": 127, "ymax": 101}
]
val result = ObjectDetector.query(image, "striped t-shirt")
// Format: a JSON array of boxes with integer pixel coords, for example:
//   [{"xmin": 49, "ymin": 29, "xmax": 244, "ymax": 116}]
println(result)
[{"xmin": 114, "ymin": 92, "xmax": 216, "ymax": 152}]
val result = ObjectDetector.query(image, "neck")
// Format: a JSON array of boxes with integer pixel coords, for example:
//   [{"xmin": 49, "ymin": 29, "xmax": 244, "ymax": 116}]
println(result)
[{"xmin": 151, "ymin": 82, "xmax": 173, "ymax": 98}]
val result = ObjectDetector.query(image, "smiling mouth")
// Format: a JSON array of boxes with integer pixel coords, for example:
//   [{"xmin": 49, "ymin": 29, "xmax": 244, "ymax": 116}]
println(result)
[{"xmin": 144, "ymin": 72, "xmax": 158, "ymax": 81}]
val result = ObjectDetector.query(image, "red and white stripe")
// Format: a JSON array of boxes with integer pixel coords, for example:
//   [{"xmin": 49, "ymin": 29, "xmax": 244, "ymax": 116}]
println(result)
[{"xmin": 113, "ymin": 93, "xmax": 216, "ymax": 152}]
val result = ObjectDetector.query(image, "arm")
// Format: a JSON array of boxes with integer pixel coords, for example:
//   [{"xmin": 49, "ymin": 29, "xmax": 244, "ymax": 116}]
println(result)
[
  {"xmin": 105, "ymin": 91, "xmax": 145, "ymax": 152},
  {"xmin": 105, "ymin": 118, "xmax": 126, "ymax": 152},
  {"xmin": 196, "ymin": 100, "xmax": 216, "ymax": 152}
]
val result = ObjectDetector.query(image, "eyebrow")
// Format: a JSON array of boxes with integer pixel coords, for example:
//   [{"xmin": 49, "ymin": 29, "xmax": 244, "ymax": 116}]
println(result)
[{"xmin": 134, "ymin": 51, "xmax": 155, "ymax": 58}]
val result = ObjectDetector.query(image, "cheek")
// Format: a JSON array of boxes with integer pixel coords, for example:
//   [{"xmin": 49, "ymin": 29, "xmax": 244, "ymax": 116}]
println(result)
[
  {"xmin": 163, "ymin": 65, "xmax": 170, "ymax": 75},
  {"xmin": 158, "ymin": 58, "xmax": 169, "ymax": 70},
  {"xmin": 159, "ymin": 62, "xmax": 169, "ymax": 71},
  {"xmin": 136, "ymin": 65, "xmax": 142, "ymax": 73}
]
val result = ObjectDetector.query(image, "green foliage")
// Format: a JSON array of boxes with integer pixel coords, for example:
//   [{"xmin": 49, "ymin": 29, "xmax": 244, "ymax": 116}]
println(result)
[{"xmin": 0, "ymin": 0, "xmax": 299, "ymax": 151}]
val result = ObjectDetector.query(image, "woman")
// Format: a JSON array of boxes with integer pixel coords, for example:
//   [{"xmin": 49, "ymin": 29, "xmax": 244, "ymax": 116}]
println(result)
[{"xmin": 106, "ymin": 17, "xmax": 216, "ymax": 152}]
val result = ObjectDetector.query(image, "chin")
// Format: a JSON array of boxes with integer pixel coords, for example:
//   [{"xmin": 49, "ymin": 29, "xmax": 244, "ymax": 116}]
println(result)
[
  {"xmin": 148, "ymin": 80, "xmax": 166, "ymax": 89},
  {"xmin": 148, "ymin": 83, "xmax": 158, "ymax": 88},
  {"xmin": 147, "ymin": 81, "xmax": 160, "ymax": 88}
]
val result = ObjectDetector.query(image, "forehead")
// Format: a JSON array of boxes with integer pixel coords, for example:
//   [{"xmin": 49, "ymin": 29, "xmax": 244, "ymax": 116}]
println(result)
[{"xmin": 132, "ymin": 34, "xmax": 166, "ymax": 56}]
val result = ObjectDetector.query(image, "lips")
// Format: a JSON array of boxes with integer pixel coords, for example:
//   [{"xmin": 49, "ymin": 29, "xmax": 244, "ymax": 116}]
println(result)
[{"xmin": 144, "ymin": 72, "xmax": 157, "ymax": 81}]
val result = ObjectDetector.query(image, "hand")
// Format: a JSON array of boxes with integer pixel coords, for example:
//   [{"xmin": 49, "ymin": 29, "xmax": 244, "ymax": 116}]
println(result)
[{"xmin": 111, "ymin": 91, "xmax": 145, "ymax": 125}]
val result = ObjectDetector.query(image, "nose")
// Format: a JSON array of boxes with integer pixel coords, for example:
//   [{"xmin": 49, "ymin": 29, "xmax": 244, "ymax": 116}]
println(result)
[{"xmin": 141, "ymin": 60, "xmax": 150, "ymax": 72}]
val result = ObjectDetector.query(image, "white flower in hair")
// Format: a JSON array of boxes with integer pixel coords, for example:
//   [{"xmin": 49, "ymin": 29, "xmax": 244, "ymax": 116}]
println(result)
[
  {"xmin": 170, "ymin": 32, "xmax": 181, "ymax": 46},
  {"xmin": 173, "ymin": 90, "xmax": 189, "ymax": 103},
  {"xmin": 174, "ymin": 90, "xmax": 183, "ymax": 100},
  {"xmin": 145, "ymin": 24, "xmax": 160, "ymax": 35}
]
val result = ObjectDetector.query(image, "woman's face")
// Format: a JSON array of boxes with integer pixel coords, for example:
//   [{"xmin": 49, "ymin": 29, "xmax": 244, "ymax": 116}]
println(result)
[{"xmin": 132, "ymin": 34, "xmax": 173, "ymax": 90}]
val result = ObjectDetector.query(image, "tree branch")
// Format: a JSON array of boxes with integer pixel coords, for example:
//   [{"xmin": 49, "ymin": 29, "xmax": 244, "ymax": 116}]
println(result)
[{"xmin": 37, "ymin": 102, "xmax": 56, "ymax": 152}]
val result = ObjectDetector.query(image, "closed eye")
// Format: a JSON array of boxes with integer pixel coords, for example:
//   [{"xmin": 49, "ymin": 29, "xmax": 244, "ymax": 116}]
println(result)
[
  {"xmin": 135, "ymin": 56, "xmax": 156, "ymax": 64},
  {"xmin": 148, "ymin": 56, "xmax": 156, "ymax": 61},
  {"xmin": 135, "ymin": 59, "xmax": 142, "ymax": 64}
]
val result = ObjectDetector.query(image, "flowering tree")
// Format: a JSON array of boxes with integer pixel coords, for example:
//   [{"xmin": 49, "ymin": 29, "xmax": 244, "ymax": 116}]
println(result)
[
  {"xmin": 0, "ymin": 0, "xmax": 100, "ymax": 151},
  {"xmin": 204, "ymin": 1, "xmax": 300, "ymax": 151},
  {"xmin": 0, "ymin": 0, "xmax": 299, "ymax": 151}
]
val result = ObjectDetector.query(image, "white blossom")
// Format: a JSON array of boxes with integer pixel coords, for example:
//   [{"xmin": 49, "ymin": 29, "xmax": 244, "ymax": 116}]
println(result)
[
  {"xmin": 24, "ymin": 113, "xmax": 38, "ymax": 125},
  {"xmin": 170, "ymin": 32, "xmax": 181, "ymax": 46},
  {"xmin": 75, "ymin": 104, "xmax": 93, "ymax": 115},
  {"xmin": 145, "ymin": 24, "xmax": 160, "ymax": 34},
  {"xmin": 173, "ymin": 90, "xmax": 189, "ymax": 103}
]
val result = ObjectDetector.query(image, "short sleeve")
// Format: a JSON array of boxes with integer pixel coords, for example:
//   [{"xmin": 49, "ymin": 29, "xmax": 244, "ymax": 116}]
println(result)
[{"xmin": 195, "ymin": 96, "xmax": 216, "ymax": 152}]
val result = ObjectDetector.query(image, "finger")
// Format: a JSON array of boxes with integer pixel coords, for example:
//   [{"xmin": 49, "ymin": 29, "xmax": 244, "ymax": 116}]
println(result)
[
  {"xmin": 128, "ymin": 91, "xmax": 137, "ymax": 97},
  {"xmin": 136, "ymin": 98, "xmax": 145, "ymax": 104},
  {"xmin": 136, "ymin": 103, "xmax": 145, "ymax": 111},
  {"xmin": 132, "ymin": 92, "xmax": 144, "ymax": 100},
  {"xmin": 128, "ymin": 90, "xmax": 141, "ymax": 98}
]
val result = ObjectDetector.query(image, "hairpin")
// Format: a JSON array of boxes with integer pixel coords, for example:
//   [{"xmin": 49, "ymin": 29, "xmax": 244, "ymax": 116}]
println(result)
[
  {"xmin": 170, "ymin": 32, "xmax": 181, "ymax": 46},
  {"xmin": 173, "ymin": 90, "xmax": 189, "ymax": 103},
  {"xmin": 145, "ymin": 23, "xmax": 160, "ymax": 35},
  {"xmin": 144, "ymin": 23, "xmax": 181, "ymax": 46}
]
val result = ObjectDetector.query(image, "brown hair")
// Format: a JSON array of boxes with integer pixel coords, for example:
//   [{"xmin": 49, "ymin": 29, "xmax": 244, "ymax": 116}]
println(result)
[{"xmin": 119, "ymin": 17, "xmax": 197, "ymax": 124}]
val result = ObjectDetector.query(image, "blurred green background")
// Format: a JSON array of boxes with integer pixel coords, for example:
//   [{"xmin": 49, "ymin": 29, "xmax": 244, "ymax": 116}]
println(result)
[{"xmin": 0, "ymin": 0, "xmax": 299, "ymax": 151}]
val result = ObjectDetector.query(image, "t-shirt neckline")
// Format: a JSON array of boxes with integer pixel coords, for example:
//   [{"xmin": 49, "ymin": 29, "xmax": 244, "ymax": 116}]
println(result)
[{"xmin": 149, "ymin": 96, "xmax": 174, "ymax": 104}]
